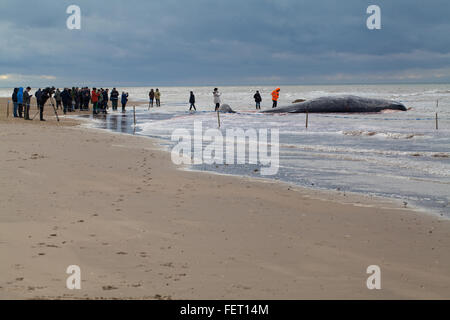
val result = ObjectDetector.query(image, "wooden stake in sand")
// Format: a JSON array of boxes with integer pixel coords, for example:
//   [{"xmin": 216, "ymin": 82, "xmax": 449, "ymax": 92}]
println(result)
[
  {"xmin": 6, "ymin": 100, "xmax": 9, "ymax": 118},
  {"xmin": 305, "ymin": 109, "xmax": 309, "ymax": 129},
  {"xmin": 217, "ymin": 110, "xmax": 221, "ymax": 128},
  {"xmin": 133, "ymin": 106, "xmax": 136, "ymax": 134},
  {"xmin": 436, "ymin": 100, "xmax": 439, "ymax": 130}
]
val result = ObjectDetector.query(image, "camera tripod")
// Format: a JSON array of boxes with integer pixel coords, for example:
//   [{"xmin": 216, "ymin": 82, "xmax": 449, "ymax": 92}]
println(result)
[{"xmin": 32, "ymin": 96, "xmax": 60, "ymax": 122}]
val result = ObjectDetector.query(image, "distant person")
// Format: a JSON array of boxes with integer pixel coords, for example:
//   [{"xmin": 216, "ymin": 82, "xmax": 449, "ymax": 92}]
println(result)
[
  {"xmin": 110, "ymin": 88, "xmax": 119, "ymax": 111},
  {"xmin": 17, "ymin": 87, "xmax": 24, "ymax": 118},
  {"xmin": 37, "ymin": 87, "xmax": 55, "ymax": 121},
  {"xmin": 67, "ymin": 89, "xmax": 73, "ymax": 112},
  {"xmin": 12, "ymin": 88, "xmax": 18, "ymax": 118},
  {"xmin": 35, "ymin": 88, "xmax": 42, "ymax": 110},
  {"xmin": 254, "ymin": 90, "xmax": 262, "ymax": 110},
  {"xmin": 149, "ymin": 89, "xmax": 155, "ymax": 108},
  {"xmin": 81, "ymin": 87, "xmax": 89, "ymax": 111},
  {"xmin": 213, "ymin": 88, "xmax": 221, "ymax": 111},
  {"xmin": 121, "ymin": 92, "xmax": 129, "ymax": 112},
  {"xmin": 23, "ymin": 87, "xmax": 32, "ymax": 120},
  {"xmin": 61, "ymin": 88, "xmax": 70, "ymax": 115},
  {"xmin": 155, "ymin": 89, "xmax": 161, "ymax": 107},
  {"xmin": 77, "ymin": 88, "xmax": 83, "ymax": 110},
  {"xmin": 103, "ymin": 88, "xmax": 109, "ymax": 111},
  {"xmin": 54, "ymin": 89, "xmax": 62, "ymax": 110},
  {"xmin": 71, "ymin": 87, "xmax": 76, "ymax": 111},
  {"xmin": 189, "ymin": 91, "xmax": 196, "ymax": 111},
  {"xmin": 98, "ymin": 89, "xmax": 104, "ymax": 113},
  {"xmin": 271, "ymin": 88, "xmax": 280, "ymax": 108},
  {"xmin": 91, "ymin": 87, "xmax": 99, "ymax": 114},
  {"xmin": 74, "ymin": 87, "xmax": 80, "ymax": 110}
]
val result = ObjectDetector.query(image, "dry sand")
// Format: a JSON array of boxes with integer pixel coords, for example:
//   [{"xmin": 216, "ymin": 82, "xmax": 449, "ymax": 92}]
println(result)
[{"xmin": 0, "ymin": 97, "xmax": 449, "ymax": 299}]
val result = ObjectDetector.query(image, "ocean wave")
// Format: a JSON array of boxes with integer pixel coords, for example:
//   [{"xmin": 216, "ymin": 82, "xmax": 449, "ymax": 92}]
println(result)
[
  {"xmin": 341, "ymin": 130, "xmax": 425, "ymax": 139},
  {"xmin": 280, "ymin": 143, "xmax": 450, "ymax": 159}
]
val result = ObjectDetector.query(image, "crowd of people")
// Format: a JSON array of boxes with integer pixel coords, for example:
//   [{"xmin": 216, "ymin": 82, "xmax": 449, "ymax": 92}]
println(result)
[
  {"xmin": 11, "ymin": 87, "xmax": 130, "ymax": 121},
  {"xmin": 10, "ymin": 86, "xmax": 282, "ymax": 121}
]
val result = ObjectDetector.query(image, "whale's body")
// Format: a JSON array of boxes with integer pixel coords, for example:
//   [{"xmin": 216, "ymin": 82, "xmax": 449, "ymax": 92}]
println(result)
[
  {"xmin": 262, "ymin": 95, "xmax": 407, "ymax": 113},
  {"xmin": 218, "ymin": 104, "xmax": 236, "ymax": 113}
]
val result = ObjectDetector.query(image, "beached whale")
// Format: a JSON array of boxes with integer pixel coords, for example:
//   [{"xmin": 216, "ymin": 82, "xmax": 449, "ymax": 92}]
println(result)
[
  {"xmin": 218, "ymin": 104, "xmax": 236, "ymax": 113},
  {"xmin": 262, "ymin": 95, "xmax": 407, "ymax": 113}
]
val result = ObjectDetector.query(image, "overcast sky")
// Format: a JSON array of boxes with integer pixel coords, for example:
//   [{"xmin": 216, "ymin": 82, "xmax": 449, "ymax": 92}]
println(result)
[{"xmin": 1, "ymin": 0, "xmax": 449, "ymax": 87}]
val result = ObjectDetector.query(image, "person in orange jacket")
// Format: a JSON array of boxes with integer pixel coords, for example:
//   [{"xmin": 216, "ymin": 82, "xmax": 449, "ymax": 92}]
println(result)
[
  {"xmin": 271, "ymin": 88, "xmax": 280, "ymax": 108},
  {"xmin": 91, "ymin": 88, "xmax": 99, "ymax": 114}
]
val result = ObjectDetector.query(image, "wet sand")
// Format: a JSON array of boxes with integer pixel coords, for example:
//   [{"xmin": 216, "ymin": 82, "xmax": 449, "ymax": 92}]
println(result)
[{"xmin": 0, "ymin": 97, "xmax": 449, "ymax": 299}]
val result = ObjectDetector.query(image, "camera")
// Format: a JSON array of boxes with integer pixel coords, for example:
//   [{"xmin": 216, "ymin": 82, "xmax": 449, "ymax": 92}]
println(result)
[{"xmin": 39, "ymin": 87, "xmax": 56, "ymax": 103}]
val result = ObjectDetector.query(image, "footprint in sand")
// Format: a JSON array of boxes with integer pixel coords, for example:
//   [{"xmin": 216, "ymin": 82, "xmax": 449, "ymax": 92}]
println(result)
[
  {"xmin": 161, "ymin": 262, "xmax": 174, "ymax": 268},
  {"xmin": 102, "ymin": 285, "xmax": 118, "ymax": 291}
]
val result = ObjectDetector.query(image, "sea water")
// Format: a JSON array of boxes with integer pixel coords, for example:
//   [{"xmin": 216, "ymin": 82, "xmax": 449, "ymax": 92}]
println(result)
[{"xmin": 2, "ymin": 84, "xmax": 448, "ymax": 216}]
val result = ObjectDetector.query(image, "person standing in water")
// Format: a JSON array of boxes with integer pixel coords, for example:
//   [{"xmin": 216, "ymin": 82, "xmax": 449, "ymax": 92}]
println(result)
[
  {"xmin": 148, "ymin": 89, "xmax": 155, "ymax": 108},
  {"xmin": 103, "ymin": 88, "xmax": 109, "ymax": 112},
  {"xmin": 97, "ymin": 89, "xmax": 104, "ymax": 113},
  {"xmin": 91, "ymin": 88, "xmax": 99, "ymax": 114},
  {"xmin": 189, "ymin": 91, "xmax": 196, "ymax": 111},
  {"xmin": 271, "ymin": 87, "xmax": 280, "ymax": 108},
  {"xmin": 110, "ymin": 88, "xmax": 119, "ymax": 111},
  {"xmin": 155, "ymin": 89, "xmax": 161, "ymax": 107},
  {"xmin": 254, "ymin": 90, "xmax": 262, "ymax": 110},
  {"xmin": 121, "ymin": 92, "xmax": 129, "ymax": 112},
  {"xmin": 213, "ymin": 88, "xmax": 221, "ymax": 111}
]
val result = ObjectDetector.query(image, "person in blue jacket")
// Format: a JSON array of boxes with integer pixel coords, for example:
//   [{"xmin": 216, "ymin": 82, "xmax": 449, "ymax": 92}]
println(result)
[
  {"xmin": 17, "ymin": 87, "xmax": 24, "ymax": 118},
  {"xmin": 121, "ymin": 92, "xmax": 129, "ymax": 112}
]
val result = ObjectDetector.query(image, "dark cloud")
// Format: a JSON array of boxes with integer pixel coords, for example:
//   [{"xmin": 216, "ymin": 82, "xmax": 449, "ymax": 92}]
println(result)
[{"xmin": 0, "ymin": 0, "xmax": 449, "ymax": 86}]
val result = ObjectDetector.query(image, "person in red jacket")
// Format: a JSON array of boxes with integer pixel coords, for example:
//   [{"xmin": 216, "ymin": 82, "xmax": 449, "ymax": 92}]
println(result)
[
  {"xmin": 271, "ymin": 88, "xmax": 280, "ymax": 108},
  {"xmin": 91, "ymin": 88, "xmax": 99, "ymax": 114}
]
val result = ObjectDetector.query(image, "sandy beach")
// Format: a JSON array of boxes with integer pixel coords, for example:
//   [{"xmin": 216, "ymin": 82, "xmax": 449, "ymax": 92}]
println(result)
[{"xmin": 0, "ymin": 97, "xmax": 449, "ymax": 299}]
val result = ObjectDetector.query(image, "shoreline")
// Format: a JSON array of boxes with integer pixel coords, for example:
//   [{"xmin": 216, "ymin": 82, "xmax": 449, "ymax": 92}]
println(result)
[
  {"xmin": 1, "ymin": 97, "xmax": 449, "ymax": 299},
  {"xmin": 2, "ymin": 99, "xmax": 438, "ymax": 220},
  {"xmin": 84, "ymin": 119, "xmax": 419, "ymax": 215},
  {"xmin": 73, "ymin": 109, "xmax": 445, "ymax": 220}
]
